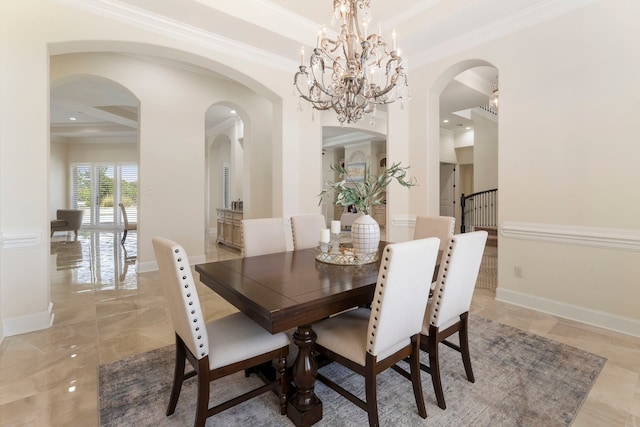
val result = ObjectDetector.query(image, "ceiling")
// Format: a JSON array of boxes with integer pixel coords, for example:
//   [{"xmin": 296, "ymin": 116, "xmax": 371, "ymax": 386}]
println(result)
[{"xmin": 50, "ymin": 0, "xmax": 582, "ymax": 146}]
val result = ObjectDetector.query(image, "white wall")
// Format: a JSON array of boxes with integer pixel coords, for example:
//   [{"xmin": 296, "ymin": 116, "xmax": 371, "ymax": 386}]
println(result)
[
  {"xmin": 50, "ymin": 140, "xmax": 68, "ymax": 217},
  {"xmin": 1, "ymin": 1, "xmax": 54, "ymax": 336},
  {"xmin": 2, "ymin": 0, "xmax": 639, "ymax": 339},
  {"xmin": 439, "ymin": 129, "xmax": 456, "ymax": 163},
  {"xmin": 410, "ymin": 0, "xmax": 640, "ymax": 335},
  {"xmin": 208, "ymin": 133, "xmax": 231, "ymax": 230},
  {"xmin": 471, "ymin": 111, "xmax": 498, "ymax": 191},
  {"xmin": 0, "ymin": 0, "xmax": 307, "ymax": 337},
  {"xmin": 494, "ymin": 2, "xmax": 640, "ymax": 330},
  {"xmin": 66, "ymin": 142, "xmax": 138, "ymax": 164}
]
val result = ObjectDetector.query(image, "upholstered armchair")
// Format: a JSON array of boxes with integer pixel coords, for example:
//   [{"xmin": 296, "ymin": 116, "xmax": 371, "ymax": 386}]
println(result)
[{"xmin": 50, "ymin": 209, "xmax": 83, "ymax": 239}]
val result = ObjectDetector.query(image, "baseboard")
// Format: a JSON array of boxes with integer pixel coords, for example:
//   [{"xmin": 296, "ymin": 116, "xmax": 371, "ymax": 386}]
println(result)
[
  {"xmin": 3, "ymin": 302, "xmax": 55, "ymax": 337},
  {"xmin": 137, "ymin": 254, "xmax": 206, "ymax": 273},
  {"xmin": 496, "ymin": 288, "xmax": 640, "ymax": 338}
]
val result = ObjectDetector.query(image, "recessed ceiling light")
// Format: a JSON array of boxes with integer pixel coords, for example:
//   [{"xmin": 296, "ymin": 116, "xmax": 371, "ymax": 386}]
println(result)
[
  {"xmin": 443, "ymin": 119, "xmax": 449, "ymax": 123},
  {"xmin": 230, "ymin": 110, "xmax": 236, "ymax": 115},
  {"xmin": 466, "ymin": 126, "xmax": 472, "ymax": 130},
  {"xmin": 69, "ymin": 117, "xmax": 77, "ymax": 121}
]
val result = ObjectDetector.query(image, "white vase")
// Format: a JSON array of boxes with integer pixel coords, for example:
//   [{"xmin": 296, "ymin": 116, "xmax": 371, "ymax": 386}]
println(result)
[{"xmin": 351, "ymin": 214, "xmax": 380, "ymax": 254}]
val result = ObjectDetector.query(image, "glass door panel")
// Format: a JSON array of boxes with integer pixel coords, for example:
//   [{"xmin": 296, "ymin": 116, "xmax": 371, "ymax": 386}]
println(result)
[
  {"xmin": 71, "ymin": 163, "xmax": 138, "ymax": 228},
  {"xmin": 96, "ymin": 165, "xmax": 116, "ymax": 226}
]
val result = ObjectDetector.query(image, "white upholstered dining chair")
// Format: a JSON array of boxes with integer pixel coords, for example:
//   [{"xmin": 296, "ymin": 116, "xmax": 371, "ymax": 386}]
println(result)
[
  {"xmin": 413, "ymin": 215, "xmax": 455, "ymax": 252},
  {"xmin": 152, "ymin": 237, "xmax": 290, "ymax": 427},
  {"xmin": 241, "ymin": 217, "xmax": 291, "ymax": 257},
  {"xmin": 420, "ymin": 230, "xmax": 487, "ymax": 410},
  {"xmin": 290, "ymin": 214, "xmax": 326, "ymax": 250},
  {"xmin": 312, "ymin": 237, "xmax": 440, "ymax": 426}
]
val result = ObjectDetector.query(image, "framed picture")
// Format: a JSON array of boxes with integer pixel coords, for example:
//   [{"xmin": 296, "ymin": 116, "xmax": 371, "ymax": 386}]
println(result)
[{"xmin": 346, "ymin": 162, "xmax": 366, "ymax": 182}]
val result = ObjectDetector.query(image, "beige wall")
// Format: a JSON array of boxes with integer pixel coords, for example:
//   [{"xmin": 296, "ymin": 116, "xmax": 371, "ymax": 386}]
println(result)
[
  {"xmin": 50, "ymin": 141, "xmax": 68, "ymax": 217},
  {"xmin": 406, "ymin": 1, "xmax": 640, "ymax": 334},
  {"xmin": 439, "ymin": 129, "xmax": 456, "ymax": 163},
  {"xmin": 471, "ymin": 112, "xmax": 498, "ymax": 192}
]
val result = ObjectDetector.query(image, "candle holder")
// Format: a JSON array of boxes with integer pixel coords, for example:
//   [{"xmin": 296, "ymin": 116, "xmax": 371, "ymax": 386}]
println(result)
[
  {"xmin": 319, "ymin": 241, "xmax": 330, "ymax": 253},
  {"xmin": 330, "ymin": 232, "xmax": 341, "ymax": 254}
]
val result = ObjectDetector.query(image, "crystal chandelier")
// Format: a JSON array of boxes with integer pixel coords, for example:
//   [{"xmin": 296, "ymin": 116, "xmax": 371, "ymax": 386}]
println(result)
[{"xmin": 293, "ymin": 0, "xmax": 409, "ymax": 125}]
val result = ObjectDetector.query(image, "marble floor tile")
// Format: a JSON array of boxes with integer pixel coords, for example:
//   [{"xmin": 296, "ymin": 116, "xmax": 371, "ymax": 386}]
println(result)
[{"xmin": 0, "ymin": 230, "xmax": 638, "ymax": 426}]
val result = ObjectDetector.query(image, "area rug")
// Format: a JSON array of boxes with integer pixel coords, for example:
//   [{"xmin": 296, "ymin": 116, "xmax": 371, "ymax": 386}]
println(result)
[{"xmin": 98, "ymin": 316, "xmax": 605, "ymax": 426}]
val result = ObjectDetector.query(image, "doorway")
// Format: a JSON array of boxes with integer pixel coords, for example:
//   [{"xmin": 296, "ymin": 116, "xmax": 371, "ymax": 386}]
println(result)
[{"xmin": 71, "ymin": 163, "xmax": 138, "ymax": 228}]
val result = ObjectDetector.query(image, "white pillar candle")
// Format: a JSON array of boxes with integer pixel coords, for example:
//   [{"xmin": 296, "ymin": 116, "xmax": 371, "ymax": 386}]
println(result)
[
  {"xmin": 331, "ymin": 220, "xmax": 341, "ymax": 234},
  {"xmin": 320, "ymin": 228, "xmax": 330, "ymax": 243}
]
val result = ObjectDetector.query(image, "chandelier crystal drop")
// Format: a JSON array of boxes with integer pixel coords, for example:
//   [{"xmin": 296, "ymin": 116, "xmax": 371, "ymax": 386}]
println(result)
[{"xmin": 293, "ymin": 0, "xmax": 409, "ymax": 125}]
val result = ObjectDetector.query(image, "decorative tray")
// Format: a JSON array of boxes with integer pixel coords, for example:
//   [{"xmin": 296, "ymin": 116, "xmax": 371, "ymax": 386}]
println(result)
[{"xmin": 315, "ymin": 247, "xmax": 378, "ymax": 265}]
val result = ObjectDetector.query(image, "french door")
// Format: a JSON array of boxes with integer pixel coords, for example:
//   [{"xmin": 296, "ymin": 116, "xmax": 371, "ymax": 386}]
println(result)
[{"xmin": 71, "ymin": 163, "xmax": 138, "ymax": 228}]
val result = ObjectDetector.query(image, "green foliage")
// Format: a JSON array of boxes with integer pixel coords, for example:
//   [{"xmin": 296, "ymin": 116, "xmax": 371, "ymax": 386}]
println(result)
[{"xmin": 318, "ymin": 162, "xmax": 417, "ymax": 215}]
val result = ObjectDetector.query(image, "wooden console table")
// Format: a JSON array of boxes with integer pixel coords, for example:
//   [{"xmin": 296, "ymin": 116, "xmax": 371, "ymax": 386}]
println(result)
[{"xmin": 216, "ymin": 208, "xmax": 243, "ymax": 250}]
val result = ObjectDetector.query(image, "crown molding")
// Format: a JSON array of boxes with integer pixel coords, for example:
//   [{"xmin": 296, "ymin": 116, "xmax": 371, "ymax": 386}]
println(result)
[
  {"xmin": 410, "ymin": 0, "xmax": 596, "ymax": 69},
  {"xmin": 55, "ymin": 0, "xmax": 296, "ymax": 72}
]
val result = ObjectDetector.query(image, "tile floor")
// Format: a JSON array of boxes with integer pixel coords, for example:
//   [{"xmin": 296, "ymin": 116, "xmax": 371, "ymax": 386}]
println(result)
[{"xmin": 0, "ymin": 231, "xmax": 638, "ymax": 426}]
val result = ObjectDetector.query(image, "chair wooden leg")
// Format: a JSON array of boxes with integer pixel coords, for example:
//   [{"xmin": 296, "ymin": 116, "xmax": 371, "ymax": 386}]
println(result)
[
  {"xmin": 410, "ymin": 337, "xmax": 428, "ymax": 419},
  {"xmin": 364, "ymin": 356, "xmax": 379, "ymax": 427},
  {"xmin": 167, "ymin": 337, "xmax": 186, "ymax": 416},
  {"xmin": 428, "ymin": 328, "xmax": 446, "ymax": 409},
  {"xmin": 459, "ymin": 313, "xmax": 475, "ymax": 383},
  {"xmin": 194, "ymin": 357, "xmax": 210, "ymax": 427}
]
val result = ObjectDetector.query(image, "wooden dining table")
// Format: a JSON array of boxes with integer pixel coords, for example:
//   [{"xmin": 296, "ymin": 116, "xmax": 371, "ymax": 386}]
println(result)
[{"xmin": 195, "ymin": 242, "xmax": 389, "ymax": 426}]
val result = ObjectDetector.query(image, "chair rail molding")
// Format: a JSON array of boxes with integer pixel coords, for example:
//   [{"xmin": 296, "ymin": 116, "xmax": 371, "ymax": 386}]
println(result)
[
  {"xmin": 501, "ymin": 221, "xmax": 640, "ymax": 251},
  {"xmin": 0, "ymin": 229, "xmax": 42, "ymax": 250},
  {"xmin": 391, "ymin": 215, "xmax": 416, "ymax": 228}
]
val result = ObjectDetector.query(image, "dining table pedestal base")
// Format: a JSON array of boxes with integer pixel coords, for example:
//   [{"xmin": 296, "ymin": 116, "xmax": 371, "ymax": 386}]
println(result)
[{"xmin": 287, "ymin": 324, "xmax": 323, "ymax": 426}]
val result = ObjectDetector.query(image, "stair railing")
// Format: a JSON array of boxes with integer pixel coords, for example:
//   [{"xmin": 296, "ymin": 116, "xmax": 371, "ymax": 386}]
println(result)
[{"xmin": 460, "ymin": 188, "xmax": 498, "ymax": 233}]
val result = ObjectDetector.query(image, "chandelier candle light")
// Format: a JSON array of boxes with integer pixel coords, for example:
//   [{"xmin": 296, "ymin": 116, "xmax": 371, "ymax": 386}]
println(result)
[{"xmin": 294, "ymin": 0, "xmax": 409, "ymax": 124}]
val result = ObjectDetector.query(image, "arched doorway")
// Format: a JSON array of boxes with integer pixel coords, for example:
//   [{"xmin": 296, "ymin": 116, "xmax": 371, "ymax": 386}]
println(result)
[
  {"xmin": 50, "ymin": 75, "xmax": 139, "ymax": 229},
  {"xmin": 432, "ymin": 61, "xmax": 499, "ymax": 290},
  {"xmin": 205, "ymin": 104, "xmax": 245, "ymax": 248},
  {"xmin": 50, "ymin": 74, "xmax": 140, "ymax": 282}
]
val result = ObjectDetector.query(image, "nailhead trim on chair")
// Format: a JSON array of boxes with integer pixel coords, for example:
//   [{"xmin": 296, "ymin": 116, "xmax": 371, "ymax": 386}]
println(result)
[
  {"xmin": 367, "ymin": 247, "xmax": 393, "ymax": 352},
  {"xmin": 429, "ymin": 237, "xmax": 456, "ymax": 327},
  {"xmin": 174, "ymin": 247, "xmax": 207, "ymax": 358}
]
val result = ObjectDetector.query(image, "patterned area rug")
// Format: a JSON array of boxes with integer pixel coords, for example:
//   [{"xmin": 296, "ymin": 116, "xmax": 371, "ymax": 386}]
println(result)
[{"xmin": 98, "ymin": 316, "xmax": 605, "ymax": 426}]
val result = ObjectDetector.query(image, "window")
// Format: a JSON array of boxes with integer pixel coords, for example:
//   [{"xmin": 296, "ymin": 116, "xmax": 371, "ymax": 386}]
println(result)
[
  {"xmin": 71, "ymin": 163, "xmax": 138, "ymax": 227},
  {"xmin": 223, "ymin": 165, "xmax": 230, "ymax": 209}
]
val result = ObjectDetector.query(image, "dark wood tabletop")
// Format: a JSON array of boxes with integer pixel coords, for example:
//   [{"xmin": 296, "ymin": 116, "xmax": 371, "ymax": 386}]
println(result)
[{"xmin": 195, "ymin": 244, "xmax": 384, "ymax": 334}]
